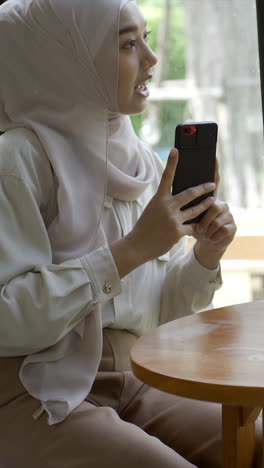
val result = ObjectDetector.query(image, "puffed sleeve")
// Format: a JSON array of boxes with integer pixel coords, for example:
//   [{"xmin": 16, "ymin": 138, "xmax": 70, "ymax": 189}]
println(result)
[{"xmin": 0, "ymin": 135, "xmax": 121, "ymax": 357}]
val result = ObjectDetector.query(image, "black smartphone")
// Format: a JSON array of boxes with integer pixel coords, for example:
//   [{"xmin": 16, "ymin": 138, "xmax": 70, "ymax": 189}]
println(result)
[{"xmin": 172, "ymin": 121, "xmax": 218, "ymax": 224}]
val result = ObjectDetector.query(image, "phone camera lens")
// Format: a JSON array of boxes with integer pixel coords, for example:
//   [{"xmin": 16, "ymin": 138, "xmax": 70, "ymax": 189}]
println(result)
[{"xmin": 181, "ymin": 125, "xmax": 197, "ymax": 136}]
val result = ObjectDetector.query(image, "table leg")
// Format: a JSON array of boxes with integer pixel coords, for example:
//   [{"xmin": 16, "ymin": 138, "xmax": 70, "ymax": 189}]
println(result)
[{"xmin": 222, "ymin": 405, "xmax": 261, "ymax": 468}]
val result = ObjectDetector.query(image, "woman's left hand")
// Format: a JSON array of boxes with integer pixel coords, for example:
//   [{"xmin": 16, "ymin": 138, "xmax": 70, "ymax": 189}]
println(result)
[{"xmin": 192, "ymin": 159, "xmax": 237, "ymax": 269}]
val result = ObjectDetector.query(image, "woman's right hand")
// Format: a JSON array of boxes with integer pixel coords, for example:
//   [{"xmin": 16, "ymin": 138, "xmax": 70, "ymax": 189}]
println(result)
[
  {"xmin": 126, "ymin": 148, "xmax": 216, "ymax": 264},
  {"xmin": 110, "ymin": 149, "xmax": 215, "ymax": 278}
]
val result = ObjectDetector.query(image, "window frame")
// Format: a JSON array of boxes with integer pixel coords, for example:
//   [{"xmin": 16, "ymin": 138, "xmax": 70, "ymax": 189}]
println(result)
[{"xmin": 256, "ymin": 0, "xmax": 264, "ymax": 134}]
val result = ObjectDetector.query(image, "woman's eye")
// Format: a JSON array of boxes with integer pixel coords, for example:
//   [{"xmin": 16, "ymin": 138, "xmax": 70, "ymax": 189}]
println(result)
[
  {"xmin": 122, "ymin": 31, "xmax": 152, "ymax": 50},
  {"xmin": 144, "ymin": 30, "xmax": 152, "ymax": 42},
  {"xmin": 124, "ymin": 39, "xmax": 136, "ymax": 50}
]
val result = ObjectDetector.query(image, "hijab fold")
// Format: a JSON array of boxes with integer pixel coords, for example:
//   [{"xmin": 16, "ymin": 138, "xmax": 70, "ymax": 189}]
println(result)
[{"xmin": 0, "ymin": 0, "xmax": 155, "ymax": 263}]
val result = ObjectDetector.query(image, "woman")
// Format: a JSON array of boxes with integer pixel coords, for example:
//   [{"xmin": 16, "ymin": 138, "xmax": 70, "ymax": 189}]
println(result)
[{"xmin": 0, "ymin": 0, "xmax": 248, "ymax": 467}]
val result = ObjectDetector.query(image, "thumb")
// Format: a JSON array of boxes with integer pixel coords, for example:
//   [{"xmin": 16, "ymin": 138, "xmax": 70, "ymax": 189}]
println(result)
[{"xmin": 157, "ymin": 148, "xmax": 179, "ymax": 196}]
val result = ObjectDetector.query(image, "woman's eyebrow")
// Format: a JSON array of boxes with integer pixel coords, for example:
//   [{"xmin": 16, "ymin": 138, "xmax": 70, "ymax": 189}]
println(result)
[{"xmin": 119, "ymin": 21, "xmax": 147, "ymax": 35}]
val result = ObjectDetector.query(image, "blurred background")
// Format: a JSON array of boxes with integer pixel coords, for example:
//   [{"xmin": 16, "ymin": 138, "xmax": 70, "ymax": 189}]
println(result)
[{"xmin": 134, "ymin": 0, "xmax": 264, "ymax": 307}]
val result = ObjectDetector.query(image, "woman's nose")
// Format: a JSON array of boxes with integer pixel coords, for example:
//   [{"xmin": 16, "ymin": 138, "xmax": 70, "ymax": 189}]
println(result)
[{"xmin": 143, "ymin": 45, "xmax": 158, "ymax": 69}]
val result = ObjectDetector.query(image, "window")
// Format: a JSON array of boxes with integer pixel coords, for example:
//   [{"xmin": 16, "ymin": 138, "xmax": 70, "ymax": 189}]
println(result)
[{"xmin": 135, "ymin": 0, "xmax": 264, "ymax": 306}]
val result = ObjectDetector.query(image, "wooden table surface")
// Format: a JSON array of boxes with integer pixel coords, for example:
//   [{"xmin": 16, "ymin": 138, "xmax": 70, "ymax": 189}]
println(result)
[{"xmin": 130, "ymin": 300, "xmax": 264, "ymax": 468}]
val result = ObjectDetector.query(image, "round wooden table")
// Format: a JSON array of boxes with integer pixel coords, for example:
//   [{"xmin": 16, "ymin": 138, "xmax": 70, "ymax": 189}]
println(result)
[{"xmin": 130, "ymin": 300, "xmax": 264, "ymax": 468}]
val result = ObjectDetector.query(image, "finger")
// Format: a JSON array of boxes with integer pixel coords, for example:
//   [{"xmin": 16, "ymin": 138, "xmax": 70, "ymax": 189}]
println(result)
[
  {"xmin": 207, "ymin": 212, "xmax": 235, "ymax": 239},
  {"xmin": 157, "ymin": 148, "xmax": 179, "ymax": 196},
  {"xmin": 181, "ymin": 196, "xmax": 215, "ymax": 224},
  {"xmin": 197, "ymin": 201, "xmax": 227, "ymax": 234},
  {"xmin": 209, "ymin": 224, "xmax": 236, "ymax": 243},
  {"xmin": 205, "ymin": 212, "xmax": 231, "ymax": 239},
  {"xmin": 175, "ymin": 182, "xmax": 216, "ymax": 209}
]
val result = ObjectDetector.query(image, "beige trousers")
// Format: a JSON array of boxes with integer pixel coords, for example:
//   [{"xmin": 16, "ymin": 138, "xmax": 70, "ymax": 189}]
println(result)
[{"xmin": 0, "ymin": 329, "xmax": 262, "ymax": 468}]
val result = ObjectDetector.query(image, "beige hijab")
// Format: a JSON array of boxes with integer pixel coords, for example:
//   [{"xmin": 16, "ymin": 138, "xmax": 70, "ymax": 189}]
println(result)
[
  {"xmin": 0, "ymin": 0, "xmax": 155, "ymax": 424},
  {"xmin": 0, "ymin": 0, "xmax": 155, "ymax": 263}
]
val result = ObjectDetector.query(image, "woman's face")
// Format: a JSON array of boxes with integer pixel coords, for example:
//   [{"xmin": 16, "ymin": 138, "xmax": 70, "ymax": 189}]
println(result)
[{"xmin": 118, "ymin": 2, "xmax": 157, "ymax": 115}]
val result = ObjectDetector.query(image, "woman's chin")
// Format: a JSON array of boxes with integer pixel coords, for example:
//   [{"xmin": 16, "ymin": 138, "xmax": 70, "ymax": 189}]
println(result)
[
  {"xmin": 120, "ymin": 103, "xmax": 148, "ymax": 116},
  {"xmin": 118, "ymin": 93, "xmax": 149, "ymax": 116}
]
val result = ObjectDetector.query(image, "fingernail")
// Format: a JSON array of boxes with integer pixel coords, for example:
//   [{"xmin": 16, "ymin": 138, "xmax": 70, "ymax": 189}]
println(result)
[{"xmin": 206, "ymin": 183, "xmax": 216, "ymax": 189}]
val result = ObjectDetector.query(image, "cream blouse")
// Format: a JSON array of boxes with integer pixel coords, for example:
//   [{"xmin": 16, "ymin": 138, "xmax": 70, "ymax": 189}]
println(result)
[{"xmin": 0, "ymin": 128, "xmax": 222, "ymax": 423}]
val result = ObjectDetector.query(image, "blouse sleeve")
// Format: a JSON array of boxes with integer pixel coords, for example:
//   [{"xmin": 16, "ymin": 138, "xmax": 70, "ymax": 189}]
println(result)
[
  {"xmin": 0, "ymin": 163, "xmax": 121, "ymax": 357},
  {"xmin": 159, "ymin": 236, "xmax": 222, "ymax": 325}
]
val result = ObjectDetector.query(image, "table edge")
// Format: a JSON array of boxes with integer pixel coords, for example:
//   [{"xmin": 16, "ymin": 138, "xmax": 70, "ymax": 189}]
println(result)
[{"xmin": 130, "ymin": 359, "xmax": 264, "ymax": 407}]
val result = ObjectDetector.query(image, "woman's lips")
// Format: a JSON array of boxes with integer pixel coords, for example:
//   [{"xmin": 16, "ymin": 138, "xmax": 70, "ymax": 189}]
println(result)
[{"xmin": 134, "ymin": 83, "xmax": 150, "ymax": 98}]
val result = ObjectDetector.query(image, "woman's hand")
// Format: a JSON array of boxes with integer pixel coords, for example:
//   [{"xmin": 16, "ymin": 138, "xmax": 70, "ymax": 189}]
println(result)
[
  {"xmin": 125, "ymin": 149, "xmax": 216, "ymax": 264},
  {"xmin": 110, "ymin": 149, "xmax": 216, "ymax": 278},
  {"xmin": 192, "ymin": 160, "xmax": 237, "ymax": 269}
]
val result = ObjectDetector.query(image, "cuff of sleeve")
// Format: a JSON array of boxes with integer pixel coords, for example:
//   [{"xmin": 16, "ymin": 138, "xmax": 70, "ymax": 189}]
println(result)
[
  {"xmin": 80, "ymin": 245, "xmax": 122, "ymax": 302},
  {"xmin": 186, "ymin": 247, "xmax": 223, "ymax": 289}
]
